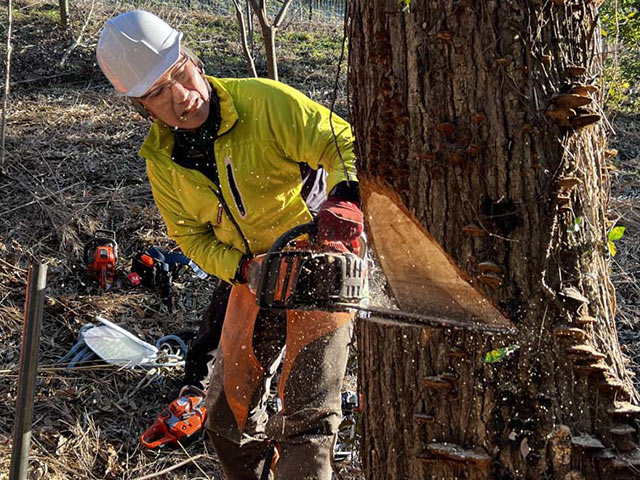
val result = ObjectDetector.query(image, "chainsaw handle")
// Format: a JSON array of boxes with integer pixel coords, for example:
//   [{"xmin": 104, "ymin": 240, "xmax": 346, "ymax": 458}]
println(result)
[
  {"xmin": 140, "ymin": 420, "xmax": 175, "ymax": 449},
  {"xmin": 266, "ymin": 222, "xmax": 318, "ymax": 255}
]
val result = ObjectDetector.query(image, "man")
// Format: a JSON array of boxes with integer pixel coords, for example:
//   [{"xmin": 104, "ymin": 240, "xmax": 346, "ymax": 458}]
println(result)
[{"xmin": 96, "ymin": 10, "xmax": 363, "ymax": 480}]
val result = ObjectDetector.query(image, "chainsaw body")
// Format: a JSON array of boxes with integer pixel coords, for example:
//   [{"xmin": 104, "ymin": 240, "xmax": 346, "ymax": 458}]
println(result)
[
  {"xmin": 129, "ymin": 247, "xmax": 208, "ymax": 310},
  {"xmin": 254, "ymin": 223, "xmax": 367, "ymax": 311},
  {"xmin": 84, "ymin": 230, "xmax": 118, "ymax": 290},
  {"xmin": 140, "ymin": 386, "xmax": 208, "ymax": 449}
]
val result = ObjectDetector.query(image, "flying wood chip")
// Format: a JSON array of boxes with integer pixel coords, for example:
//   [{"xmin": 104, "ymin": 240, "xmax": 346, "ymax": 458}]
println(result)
[{"xmin": 360, "ymin": 177, "xmax": 513, "ymax": 331}]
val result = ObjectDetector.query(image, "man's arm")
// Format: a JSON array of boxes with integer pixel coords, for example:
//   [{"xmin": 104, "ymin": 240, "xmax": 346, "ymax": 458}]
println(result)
[
  {"xmin": 146, "ymin": 163, "xmax": 245, "ymax": 284},
  {"xmin": 265, "ymin": 81, "xmax": 358, "ymax": 195}
]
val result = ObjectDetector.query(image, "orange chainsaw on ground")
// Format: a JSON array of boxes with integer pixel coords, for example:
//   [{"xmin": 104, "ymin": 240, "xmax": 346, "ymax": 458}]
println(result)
[
  {"xmin": 140, "ymin": 385, "xmax": 208, "ymax": 449},
  {"xmin": 83, "ymin": 230, "xmax": 118, "ymax": 290}
]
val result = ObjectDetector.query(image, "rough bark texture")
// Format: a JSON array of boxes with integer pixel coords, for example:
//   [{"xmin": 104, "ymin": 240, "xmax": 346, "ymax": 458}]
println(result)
[{"xmin": 348, "ymin": 1, "xmax": 640, "ymax": 479}]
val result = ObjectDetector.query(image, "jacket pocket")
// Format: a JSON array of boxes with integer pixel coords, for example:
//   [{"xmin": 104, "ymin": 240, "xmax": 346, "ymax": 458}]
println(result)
[{"xmin": 225, "ymin": 157, "xmax": 247, "ymax": 218}]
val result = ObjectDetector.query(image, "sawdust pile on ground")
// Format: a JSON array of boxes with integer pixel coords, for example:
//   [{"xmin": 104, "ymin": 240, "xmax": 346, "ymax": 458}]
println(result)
[{"xmin": 0, "ymin": 1, "xmax": 638, "ymax": 479}]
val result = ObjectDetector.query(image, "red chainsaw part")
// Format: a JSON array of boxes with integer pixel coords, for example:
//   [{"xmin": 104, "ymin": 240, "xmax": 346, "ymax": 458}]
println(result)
[
  {"xmin": 140, "ymin": 254, "xmax": 155, "ymax": 267},
  {"xmin": 88, "ymin": 245, "xmax": 117, "ymax": 290},
  {"xmin": 84, "ymin": 230, "xmax": 118, "ymax": 290},
  {"xmin": 140, "ymin": 393, "xmax": 207, "ymax": 449}
]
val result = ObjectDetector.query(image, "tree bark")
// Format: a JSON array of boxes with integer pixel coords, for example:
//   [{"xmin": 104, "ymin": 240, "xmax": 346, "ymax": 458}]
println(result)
[{"xmin": 348, "ymin": 1, "xmax": 640, "ymax": 479}]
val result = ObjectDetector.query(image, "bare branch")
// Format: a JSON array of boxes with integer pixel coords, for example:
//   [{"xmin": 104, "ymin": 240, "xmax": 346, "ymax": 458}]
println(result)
[{"xmin": 1, "ymin": 0, "xmax": 13, "ymax": 172}]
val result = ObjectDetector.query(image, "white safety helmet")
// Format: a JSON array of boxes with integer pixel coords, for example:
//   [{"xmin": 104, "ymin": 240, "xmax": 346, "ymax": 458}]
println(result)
[{"xmin": 97, "ymin": 10, "xmax": 182, "ymax": 98}]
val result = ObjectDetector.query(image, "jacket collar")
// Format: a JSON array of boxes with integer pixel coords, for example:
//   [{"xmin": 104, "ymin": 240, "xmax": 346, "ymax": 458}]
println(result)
[{"xmin": 206, "ymin": 76, "xmax": 237, "ymax": 137}]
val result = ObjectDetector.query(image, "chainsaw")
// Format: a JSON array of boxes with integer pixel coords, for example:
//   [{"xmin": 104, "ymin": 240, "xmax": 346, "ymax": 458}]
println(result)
[
  {"xmin": 140, "ymin": 385, "xmax": 208, "ymax": 449},
  {"xmin": 83, "ymin": 230, "xmax": 118, "ymax": 290},
  {"xmin": 128, "ymin": 246, "xmax": 208, "ymax": 310},
  {"xmin": 252, "ymin": 222, "xmax": 513, "ymax": 334}
]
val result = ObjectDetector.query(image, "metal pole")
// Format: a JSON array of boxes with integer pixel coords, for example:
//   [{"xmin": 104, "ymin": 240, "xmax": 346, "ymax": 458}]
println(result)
[{"xmin": 9, "ymin": 264, "xmax": 47, "ymax": 480}]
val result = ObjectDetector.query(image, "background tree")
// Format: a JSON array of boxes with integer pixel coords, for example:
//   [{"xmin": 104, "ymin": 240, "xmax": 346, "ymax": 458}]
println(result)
[
  {"xmin": 348, "ymin": 1, "xmax": 640, "ymax": 479},
  {"xmin": 232, "ymin": 0, "xmax": 294, "ymax": 80}
]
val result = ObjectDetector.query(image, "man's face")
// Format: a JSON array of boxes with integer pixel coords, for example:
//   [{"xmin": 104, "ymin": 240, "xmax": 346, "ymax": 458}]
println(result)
[{"xmin": 138, "ymin": 54, "xmax": 211, "ymax": 130}]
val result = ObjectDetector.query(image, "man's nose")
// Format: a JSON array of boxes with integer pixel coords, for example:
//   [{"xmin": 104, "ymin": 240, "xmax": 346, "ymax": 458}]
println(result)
[{"xmin": 170, "ymin": 82, "xmax": 189, "ymax": 102}]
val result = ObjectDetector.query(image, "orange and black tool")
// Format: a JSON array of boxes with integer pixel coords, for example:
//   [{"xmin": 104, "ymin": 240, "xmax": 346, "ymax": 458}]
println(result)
[
  {"xmin": 140, "ymin": 386, "xmax": 208, "ymax": 449},
  {"xmin": 83, "ymin": 230, "xmax": 118, "ymax": 290}
]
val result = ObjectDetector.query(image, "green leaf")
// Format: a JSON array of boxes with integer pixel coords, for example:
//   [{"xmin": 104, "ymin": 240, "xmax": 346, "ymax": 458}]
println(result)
[
  {"xmin": 609, "ymin": 240, "xmax": 617, "ymax": 257},
  {"xmin": 608, "ymin": 226, "xmax": 626, "ymax": 241},
  {"xmin": 483, "ymin": 345, "xmax": 518, "ymax": 364},
  {"xmin": 569, "ymin": 216, "xmax": 583, "ymax": 233}
]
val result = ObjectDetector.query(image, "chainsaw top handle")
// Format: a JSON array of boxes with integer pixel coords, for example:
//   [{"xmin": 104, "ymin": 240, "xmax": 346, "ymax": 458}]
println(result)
[
  {"xmin": 267, "ymin": 221, "xmax": 319, "ymax": 255},
  {"xmin": 83, "ymin": 229, "xmax": 118, "ymax": 265}
]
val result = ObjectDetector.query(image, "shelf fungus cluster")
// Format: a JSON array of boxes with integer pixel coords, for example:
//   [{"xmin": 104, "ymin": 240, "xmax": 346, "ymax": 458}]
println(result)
[
  {"xmin": 476, "ymin": 260, "xmax": 504, "ymax": 289},
  {"xmin": 550, "ymin": 424, "xmax": 640, "ymax": 476},
  {"xmin": 546, "ymin": 84, "xmax": 601, "ymax": 129}
]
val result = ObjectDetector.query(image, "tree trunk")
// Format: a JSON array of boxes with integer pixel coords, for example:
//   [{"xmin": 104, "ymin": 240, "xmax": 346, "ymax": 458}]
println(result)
[{"xmin": 348, "ymin": 1, "xmax": 640, "ymax": 479}]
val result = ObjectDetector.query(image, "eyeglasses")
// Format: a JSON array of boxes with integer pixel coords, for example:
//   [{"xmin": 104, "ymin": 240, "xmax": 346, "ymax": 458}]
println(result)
[{"xmin": 139, "ymin": 54, "xmax": 192, "ymax": 103}]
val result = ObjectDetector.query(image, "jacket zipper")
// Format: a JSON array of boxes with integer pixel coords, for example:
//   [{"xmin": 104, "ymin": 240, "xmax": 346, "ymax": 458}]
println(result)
[
  {"xmin": 206, "ymin": 118, "xmax": 252, "ymax": 255},
  {"xmin": 208, "ymin": 185, "xmax": 252, "ymax": 256}
]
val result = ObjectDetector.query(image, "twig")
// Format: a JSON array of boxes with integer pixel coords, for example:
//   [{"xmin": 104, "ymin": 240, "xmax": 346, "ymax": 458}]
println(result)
[
  {"xmin": 58, "ymin": 0, "xmax": 95, "ymax": 68},
  {"xmin": 0, "ymin": 182, "xmax": 81, "ymax": 217},
  {"xmin": 1, "ymin": 0, "xmax": 13, "ymax": 172},
  {"xmin": 132, "ymin": 454, "xmax": 206, "ymax": 480},
  {"xmin": 231, "ymin": 0, "xmax": 258, "ymax": 77}
]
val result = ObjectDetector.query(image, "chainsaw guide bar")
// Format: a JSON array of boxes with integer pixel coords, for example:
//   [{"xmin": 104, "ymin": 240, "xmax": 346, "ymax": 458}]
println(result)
[{"xmin": 332, "ymin": 303, "xmax": 515, "ymax": 334}]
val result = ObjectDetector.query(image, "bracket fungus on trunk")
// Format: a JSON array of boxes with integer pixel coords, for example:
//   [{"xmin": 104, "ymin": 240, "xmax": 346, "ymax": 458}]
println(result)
[
  {"xmin": 567, "ymin": 65, "xmax": 587, "ymax": 78},
  {"xmin": 461, "ymin": 224, "xmax": 486, "ymax": 237},
  {"xmin": 553, "ymin": 94, "xmax": 593, "ymax": 109},
  {"xmin": 566, "ymin": 344, "xmax": 606, "ymax": 360},
  {"xmin": 554, "ymin": 327, "xmax": 588, "ymax": 342},
  {"xmin": 418, "ymin": 443, "xmax": 492, "ymax": 468},
  {"xmin": 575, "ymin": 315, "xmax": 597, "ymax": 326},
  {"xmin": 571, "ymin": 434, "xmax": 606, "ymax": 450},
  {"xmin": 422, "ymin": 376, "xmax": 455, "ymax": 392},
  {"xmin": 414, "ymin": 413, "xmax": 436, "ymax": 425}
]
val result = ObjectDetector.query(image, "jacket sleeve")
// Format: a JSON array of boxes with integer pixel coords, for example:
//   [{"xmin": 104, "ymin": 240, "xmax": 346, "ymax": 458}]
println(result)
[
  {"xmin": 146, "ymin": 161, "xmax": 244, "ymax": 284},
  {"xmin": 267, "ymin": 81, "xmax": 358, "ymax": 195}
]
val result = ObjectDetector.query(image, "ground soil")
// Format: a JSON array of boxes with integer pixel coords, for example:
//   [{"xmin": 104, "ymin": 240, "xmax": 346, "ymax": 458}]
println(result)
[{"xmin": 0, "ymin": 1, "xmax": 637, "ymax": 479}]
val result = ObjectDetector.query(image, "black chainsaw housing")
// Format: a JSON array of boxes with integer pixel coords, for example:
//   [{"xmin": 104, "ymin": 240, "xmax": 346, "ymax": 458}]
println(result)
[{"xmin": 257, "ymin": 249, "xmax": 366, "ymax": 311}]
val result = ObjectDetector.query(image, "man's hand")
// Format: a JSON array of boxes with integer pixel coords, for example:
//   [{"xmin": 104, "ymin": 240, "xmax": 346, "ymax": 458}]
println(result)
[
  {"xmin": 317, "ymin": 197, "xmax": 364, "ymax": 243},
  {"xmin": 235, "ymin": 256, "xmax": 252, "ymax": 284}
]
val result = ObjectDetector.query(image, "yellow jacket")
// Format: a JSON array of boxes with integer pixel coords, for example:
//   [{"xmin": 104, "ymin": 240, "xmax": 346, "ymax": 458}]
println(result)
[{"xmin": 139, "ymin": 76, "xmax": 357, "ymax": 283}]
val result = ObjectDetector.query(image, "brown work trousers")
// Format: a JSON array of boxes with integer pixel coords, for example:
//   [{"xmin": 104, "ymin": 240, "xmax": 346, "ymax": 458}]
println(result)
[{"xmin": 204, "ymin": 285, "xmax": 353, "ymax": 480}]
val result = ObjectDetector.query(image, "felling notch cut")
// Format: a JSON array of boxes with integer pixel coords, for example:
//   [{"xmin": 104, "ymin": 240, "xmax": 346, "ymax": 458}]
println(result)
[{"xmin": 360, "ymin": 177, "xmax": 514, "ymax": 332}]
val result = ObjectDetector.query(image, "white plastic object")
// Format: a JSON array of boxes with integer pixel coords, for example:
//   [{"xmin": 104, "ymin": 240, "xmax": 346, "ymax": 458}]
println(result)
[
  {"xmin": 96, "ymin": 10, "xmax": 182, "ymax": 97},
  {"xmin": 82, "ymin": 316, "xmax": 158, "ymax": 366},
  {"xmin": 188, "ymin": 260, "xmax": 209, "ymax": 280}
]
